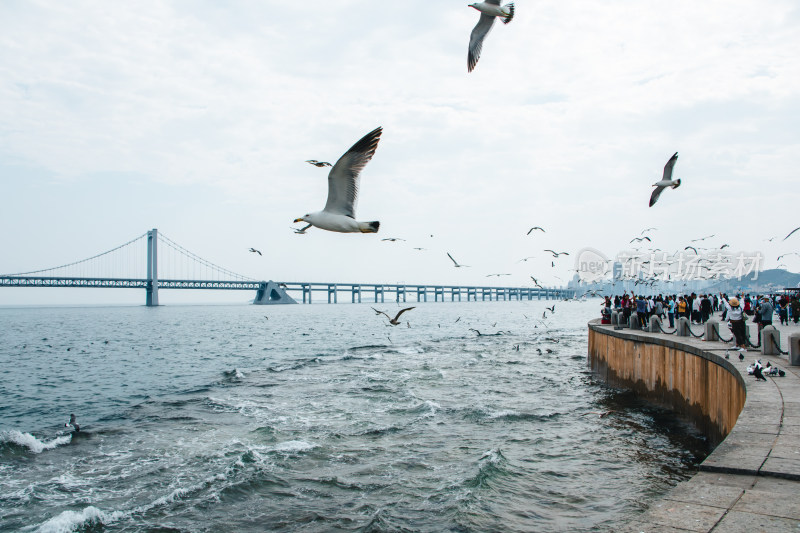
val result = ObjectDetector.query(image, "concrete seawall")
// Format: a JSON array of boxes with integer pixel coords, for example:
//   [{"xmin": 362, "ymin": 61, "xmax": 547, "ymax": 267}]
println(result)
[{"xmin": 588, "ymin": 319, "xmax": 800, "ymax": 532}]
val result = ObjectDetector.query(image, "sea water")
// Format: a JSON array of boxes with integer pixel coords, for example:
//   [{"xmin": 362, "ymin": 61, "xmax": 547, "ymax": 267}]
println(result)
[{"xmin": 0, "ymin": 300, "xmax": 709, "ymax": 532}]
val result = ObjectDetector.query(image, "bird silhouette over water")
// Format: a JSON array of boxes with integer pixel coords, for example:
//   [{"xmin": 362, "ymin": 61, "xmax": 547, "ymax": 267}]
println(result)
[
  {"xmin": 249, "ymin": 248, "xmax": 262, "ymax": 256},
  {"xmin": 527, "ymin": 226, "xmax": 545, "ymax": 235},
  {"xmin": 65, "ymin": 414, "xmax": 80, "ymax": 432},
  {"xmin": 372, "ymin": 307, "xmax": 415, "ymax": 326}
]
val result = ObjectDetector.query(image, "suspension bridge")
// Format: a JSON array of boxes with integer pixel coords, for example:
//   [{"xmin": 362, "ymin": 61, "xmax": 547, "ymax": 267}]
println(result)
[{"xmin": 0, "ymin": 229, "xmax": 575, "ymax": 305}]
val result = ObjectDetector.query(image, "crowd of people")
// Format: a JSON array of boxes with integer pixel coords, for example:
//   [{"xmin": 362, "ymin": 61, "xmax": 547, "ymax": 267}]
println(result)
[{"xmin": 600, "ymin": 291, "xmax": 800, "ymax": 350}]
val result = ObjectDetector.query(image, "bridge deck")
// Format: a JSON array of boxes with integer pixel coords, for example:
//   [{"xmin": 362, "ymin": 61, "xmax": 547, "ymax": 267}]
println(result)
[{"xmin": 0, "ymin": 276, "xmax": 574, "ymax": 303}]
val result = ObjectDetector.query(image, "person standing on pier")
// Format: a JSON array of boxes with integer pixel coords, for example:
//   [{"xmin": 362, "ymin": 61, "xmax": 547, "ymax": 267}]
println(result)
[
  {"xmin": 727, "ymin": 297, "xmax": 747, "ymax": 350},
  {"xmin": 667, "ymin": 296, "xmax": 676, "ymax": 328}
]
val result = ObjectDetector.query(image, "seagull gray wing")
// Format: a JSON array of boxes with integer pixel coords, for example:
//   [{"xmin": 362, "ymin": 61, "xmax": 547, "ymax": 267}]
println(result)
[
  {"xmin": 323, "ymin": 127, "xmax": 382, "ymax": 218},
  {"xmin": 468, "ymin": 14, "xmax": 496, "ymax": 72},
  {"xmin": 649, "ymin": 185, "xmax": 666, "ymax": 207},
  {"xmin": 662, "ymin": 152, "xmax": 678, "ymax": 181},
  {"xmin": 784, "ymin": 226, "xmax": 800, "ymax": 241}
]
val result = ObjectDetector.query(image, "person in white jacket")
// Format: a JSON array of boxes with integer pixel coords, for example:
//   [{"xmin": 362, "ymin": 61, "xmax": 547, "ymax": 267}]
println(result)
[{"xmin": 726, "ymin": 297, "xmax": 747, "ymax": 350}]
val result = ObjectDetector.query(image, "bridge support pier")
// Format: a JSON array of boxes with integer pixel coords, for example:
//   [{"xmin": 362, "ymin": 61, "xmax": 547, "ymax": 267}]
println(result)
[
  {"xmin": 146, "ymin": 228, "xmax": 159, "ymax": 307},
  {"xmin": 254, "ymin": 281, "xmax": 297, "ymax": 305}
]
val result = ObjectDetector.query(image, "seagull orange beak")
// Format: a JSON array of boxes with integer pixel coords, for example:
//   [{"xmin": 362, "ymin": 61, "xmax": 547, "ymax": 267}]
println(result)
[{"xmin": 293, "ymin": 218, "xmax": 304, "ymax": 223}]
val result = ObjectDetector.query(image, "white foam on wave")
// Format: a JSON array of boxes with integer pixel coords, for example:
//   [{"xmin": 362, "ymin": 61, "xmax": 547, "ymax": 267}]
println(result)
[
  {"xmin": 273, "ymin": 440, "xmax": 315, "ymax": 453},
  {"xmin": 35, "ymin": 505, "xmax": 124, "ymax": 533},
  {"xmin": 1, "ymin": 430, "xmax": 71, "ymax": 454}
]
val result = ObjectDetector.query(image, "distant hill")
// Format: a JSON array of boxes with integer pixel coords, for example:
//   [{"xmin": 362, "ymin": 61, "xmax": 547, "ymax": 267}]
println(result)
[
  {"xmin": 750, "ymin": 268, "xmax": 800, "ymax": 288},
  {"xmin": 707, "ymin": 268, "xmax": 800, "ymax": 293}
]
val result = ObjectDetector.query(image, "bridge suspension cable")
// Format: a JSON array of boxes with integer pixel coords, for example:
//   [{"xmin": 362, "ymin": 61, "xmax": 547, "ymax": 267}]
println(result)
[
  {"xmin": 2, "ymin": 232, "xmax": 149, "ymax": 277},
  {"xmin": 158, "ymin": 232, "xmax": 255, "ymax": 282}
]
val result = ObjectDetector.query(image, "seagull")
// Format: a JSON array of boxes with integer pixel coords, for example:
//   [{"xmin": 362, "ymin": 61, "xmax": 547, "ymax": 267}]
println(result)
[
  {"xmin": 630, "ymin": 236, "xmax": 651, "ymax": 243},
  {"xmin": 249, "ymin": 247, "xmax": 262, "ymax": 256},
  {"xmin": 544, "ymin": 250, "xmax": 569, "ymax": 257},
  {"xmin": 305, "ymin": 159, "xmax": 332, "ymax": 167},
  {"xmin": 784, "ymin": 226, "xmax": 800, "ymax": 241},
  {"xmin": 691, "ymin": 234, "xmax": 715, "ymax": 242},
  {"xmin": 641, "ymin": 227, "xmax": 657, "ymax": 234},
  {"xmin": 381, "ymin": 237, "xmax": 405, "ymax": 242},
  {"xmin": 527, "ymin": 226, "xmax": 545, "ymax": 235},
  {"xmin": 292, "ymin": 224, "xmax": 312, "ymax": 234},
  {"xmin": 719, "ymin": 244, "xmax": 730, "ymax": 249},
  {"xmin": 294, "ymin": 127, "xmax": 382, "ymax": 233},
  {"xmin": 467, "ymin": 1, "xmax": 515, "ymax": 72},
  {"xmin": 447, "ymin": 252, "xmax": 470, "ymax": 268},
  {"xmin": 413, "ymin": 247, "xmax": 427, "ymax": 251},
  {"xmin": 372, "ymin": 307, "xmax": 415, "ymax": 326},
  {"xmin": 546, "ymin": 305, "xmax": 555, "ymax": 313},
  {"xmin": 777, "ymin": 253, "xmax": 800, "ymax": 260},
  {"xmin": 649, "ymin": 152, "xmax": 680, "ymax": 207},
  {"xmin": 530, "ymin": 276, "xmax": 543, "ymax": 288},
  {"xmin": 65, "ymin": 414, "xmax": 80, "ymax": 432},
  {"xmin": 517, "ymin": 256, "xmax": 536, "ymax": 262},
  {"xmin": 684, "ymin": 246, "xmax": 698, "ymax": 254},
  {"xmin": 486, "ymin": 273, "xmax": 511, "ymax": 277}
]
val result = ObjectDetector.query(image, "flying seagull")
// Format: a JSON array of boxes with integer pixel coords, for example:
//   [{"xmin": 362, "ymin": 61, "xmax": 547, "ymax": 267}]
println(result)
[
  {"xmin": 372, "ymin": 307, "xmax": 415, "ymax": 326},
  {"xmin": 630, "ymin": 236, "xmax": 651, "ymax": 243},
  {"xmin": 649, "ymin": 152, "xmax": 680, "ymax": 207},
  {"xmin": 467, "ymin": 1, "xmax": 515, "ymax": 72},
  {"xmin": 486, "ymin": 273, "xmax": 511, "ymax": 277},
  {"xmin": 517, "ymin": 256, "xmax": 536, "ymax": 263},
  {"xmin": 292, "ymin": 224, "xmax": 312, "ymax": 234},
  {"xmin": 447, "ymin": 252, "xmax": 470, "ymax": 268},
  {"xmin": 641, "ymin": 227, "xmax": 657, "ymax": 234},
  {"xmin": 294, "ymin": 127, "xmax": 382, "ymax": 233},
  {"xmin": 544, "ymin": 250, "xmax": 569, "ymax": 257},
  {"xmin": 305, "ymin": 159, "xmax": 332, "ymax": 167},
  {"xmin": 65, "ymin": 414, "xmax": 80, "ymax": 432},
  {"xmin": 381, "ymin": 238, "xmax": 406, "ymax": 242},
  {"xmin": 527, "ymin": 226, "xmax": 545, "ymax": 235},
  {"xmin": 784, "ymin": 226, "xmax": 800, "ymax": 241},
  {"xmin": 684, "ymin": 246, "xmax": 698, "ymax": 254},
  {"xmin": 530, "ymin": 276, "xmax": 543, "ymax": 288},
  {"xmin": 249, "ymin": 247, "xmax": 262, "ymax": 256},
  {"xmin": 691, "ymin": 234, "xmax": 715, "ymax": 242}
]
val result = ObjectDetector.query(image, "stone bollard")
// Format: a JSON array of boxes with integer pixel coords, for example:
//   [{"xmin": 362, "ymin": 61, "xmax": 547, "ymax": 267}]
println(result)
[
  {"xmin": 630, "ymin": 312, "xmax": 641, "ymax": 330},
  {"xmin": 649, "ymin": 315, "xmax": 662, "ymax": 333},
  {"xmin": 761, "ymin": 326, "xmax": 780, "ymax": 356},
  {"xmin": 705, "ymin": 319, "xmax": 720, "ymax": 342},
  {"xmin": 676, "ymin": 317, "xmax": 690, "ymax": 337},
  {"xmin": 789, "ymin": 333, "xmax": 800, "ymax": 366},
  {"xmin": 611, "ymin": 311, "xmax": 619, "ymax": 326}
]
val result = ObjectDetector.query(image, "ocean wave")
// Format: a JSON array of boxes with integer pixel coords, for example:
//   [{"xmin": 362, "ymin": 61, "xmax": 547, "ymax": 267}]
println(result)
[
  {"xmin": 35, "ymin": 505, "xmax": 124, "ymax": 533},
  {"xmin": 272, "ymin": 440, "xmax": 315, "ymax": 454},
  {"xmin": 0, "ymin": 430, "xmax": 72, "ymax": 454}
]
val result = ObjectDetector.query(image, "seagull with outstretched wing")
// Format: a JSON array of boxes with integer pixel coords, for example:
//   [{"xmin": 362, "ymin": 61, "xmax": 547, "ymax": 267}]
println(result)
[
  {"xmin": 294, "ymin": 127, "xmax": 382, "ymax": 233},
  {"xmin": 447, "ymin": 252, "xmax": 470, "ymax": 268},
  {"xmin": 649, "ymin": 152, "xmax": 680, "ymax": 207},
  {"xmin": 372, "ymin": 307, "xmax": 416, "ymax": 326},
  {"xmin": 467, "ymin": 2, "xmax": 515, "ymax": 72}
]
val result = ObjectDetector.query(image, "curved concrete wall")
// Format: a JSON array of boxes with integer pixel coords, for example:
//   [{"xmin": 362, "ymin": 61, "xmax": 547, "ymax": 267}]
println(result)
[{"xmin": 588, "ymin": 321, "xmax": 745, "ymax": 445}]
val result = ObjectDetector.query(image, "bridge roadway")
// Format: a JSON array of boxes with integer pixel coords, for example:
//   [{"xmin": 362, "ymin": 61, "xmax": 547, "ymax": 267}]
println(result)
[{"xmin": 0, "ymin": 276, "xmax": 573, "ymax": 303}]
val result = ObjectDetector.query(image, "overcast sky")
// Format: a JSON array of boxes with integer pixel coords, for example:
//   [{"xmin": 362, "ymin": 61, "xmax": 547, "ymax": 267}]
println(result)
[{"xmin": 1, "ymin": 0, "xmax": 799, "ymax": 306}]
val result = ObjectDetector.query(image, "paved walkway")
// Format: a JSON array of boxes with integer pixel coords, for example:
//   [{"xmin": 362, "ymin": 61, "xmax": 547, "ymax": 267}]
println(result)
[{"xmin": 594, "ymin": 317, "xmax": 800, "ymax": 532}]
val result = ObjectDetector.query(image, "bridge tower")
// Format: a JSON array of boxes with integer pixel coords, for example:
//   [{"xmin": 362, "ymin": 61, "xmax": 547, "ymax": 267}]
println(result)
[{"xmin": 146, "ymin": 228, "xmax": 159, "ymax": 306}]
